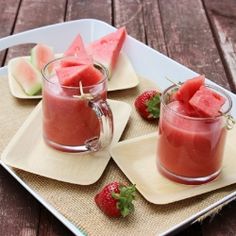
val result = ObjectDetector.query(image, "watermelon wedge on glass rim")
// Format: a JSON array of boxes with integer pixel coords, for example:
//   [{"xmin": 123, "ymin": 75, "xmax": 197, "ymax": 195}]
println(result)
[
  {"xmin": 56, "ymin": 64, "xmax": 103, "ymax": 87},
  {"xmin": 174, "ymin": 75, "xmax": 205, "ymax": 104},
  {"xmin": 86, "ymin": 27, "xmax": 127, "ymax": 78}
]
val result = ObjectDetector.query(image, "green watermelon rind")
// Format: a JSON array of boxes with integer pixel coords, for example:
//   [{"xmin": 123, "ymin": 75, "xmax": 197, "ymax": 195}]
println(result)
[
  {"xmin": 11, "ymin": 58, "xmax": 42, "ymax": 96},
  {"xmin": 30, "ymin": 44, "xmax": 54, "ymax": 71}
]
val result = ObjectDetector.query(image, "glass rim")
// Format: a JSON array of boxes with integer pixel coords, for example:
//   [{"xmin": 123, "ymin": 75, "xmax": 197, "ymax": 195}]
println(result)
[
  {"xmin": 161, "ymin": 83, "xmax": 233, "ymax": 121},
  {"xmin": 41, "ymin": 56, "xmax": 109, "ymax": 89}
]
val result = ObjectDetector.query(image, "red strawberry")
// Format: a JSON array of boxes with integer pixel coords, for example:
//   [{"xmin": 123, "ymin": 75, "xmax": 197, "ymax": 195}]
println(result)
[
  {"xmin": 95, "ymin": 182, "xmax": 136, "ymax": 218},
  {"xmin": 134, "ymin": 90, "xmax": 161, "ymax": 120}
]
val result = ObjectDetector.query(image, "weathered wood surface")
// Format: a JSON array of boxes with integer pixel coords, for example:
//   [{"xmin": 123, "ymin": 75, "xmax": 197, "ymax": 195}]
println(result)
[
  {"xmin": 0, "ymin": 0, "xmax": 236, "ymax": 235},
  {"xmin": 0, "ymin": 0, "xmax": 20, "ymax": 65},
  {"xmin": 203, "ymin": 0, "xmax": 236, "ymax": 92}
]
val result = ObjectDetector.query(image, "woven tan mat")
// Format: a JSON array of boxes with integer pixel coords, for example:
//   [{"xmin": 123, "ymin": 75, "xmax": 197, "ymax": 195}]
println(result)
[{"xmin": 1, "ymin": 75, "xmax": 236, "ymax": 236}]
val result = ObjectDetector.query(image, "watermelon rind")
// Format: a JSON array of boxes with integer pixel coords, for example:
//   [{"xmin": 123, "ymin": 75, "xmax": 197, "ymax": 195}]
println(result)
[
  {"xmin": 10, "ymin": 58, "xmax": 42, "ymax": 96},
  {"xmin": 31, "ymin": 44, "xmax": 54, "ymax": 71}
]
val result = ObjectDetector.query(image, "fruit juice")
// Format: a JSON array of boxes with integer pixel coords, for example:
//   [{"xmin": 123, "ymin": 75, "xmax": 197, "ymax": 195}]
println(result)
[
  {"xmin": 157, "ymin": 85, "xmax": 232, "ymax": 184},
  {"xmin": 43, "ymin": 76, "xmax": 107, "ymax": 148},
  {"xmin": 157, "ymin": 101, "xmax": 227, "ymax": 183}
]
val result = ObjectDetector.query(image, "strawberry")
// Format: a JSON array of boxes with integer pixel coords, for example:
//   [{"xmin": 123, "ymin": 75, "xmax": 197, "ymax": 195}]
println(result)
[
  {"xmin": 95, "ymin": 182, "xmax": 136, "ymax": 218},
  {"xmin": 134, "ymin": 90, "xmax": 161, "ymax": 120}
]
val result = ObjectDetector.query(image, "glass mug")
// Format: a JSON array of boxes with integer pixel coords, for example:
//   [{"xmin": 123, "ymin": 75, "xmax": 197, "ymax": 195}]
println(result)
[
  {"xmin": 157, "ymin": 84, "xmax": 232, "ymax": 184},
  {"xmin": 41, "ymin": 57, "xmax": 113, "ymax": 153}
]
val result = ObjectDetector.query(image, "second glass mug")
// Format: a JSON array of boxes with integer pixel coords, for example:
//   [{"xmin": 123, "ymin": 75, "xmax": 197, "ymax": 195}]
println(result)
[
  {"xmin": 41, "ymin": 57, "xmax": 113, "ymax": 153},
  {"xmin": 157, "ymin": 84, "xmax": 232, "ymax": 185}
]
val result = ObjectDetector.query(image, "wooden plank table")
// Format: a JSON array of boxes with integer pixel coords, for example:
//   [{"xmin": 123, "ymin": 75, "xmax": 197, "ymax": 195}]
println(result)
[{"xmin": 0, "ymin": 0, "xmax": 236, "ymax": 235}]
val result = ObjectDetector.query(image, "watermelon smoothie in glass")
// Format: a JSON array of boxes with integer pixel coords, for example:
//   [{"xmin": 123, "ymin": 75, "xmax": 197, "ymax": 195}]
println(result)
[
  {"xmin": 41, "ymin": 57, "xmax": 113, "ymax": 153},
  {"xmin": 157, "ymin": 84, "xmax": 232, "ymax": 184}
]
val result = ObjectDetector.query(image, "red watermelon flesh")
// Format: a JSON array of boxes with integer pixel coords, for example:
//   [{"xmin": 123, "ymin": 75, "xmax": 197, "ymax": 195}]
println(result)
[
  {"xmin": 175, "ymin": 75, "xmax": 205, "ymax": 103},
  {"xmin": 64, "ymin": 34, "xmax": 92, "ymax": 65},
  {"xmin": 60, "ymin": 57, "xmax": 90, "ymax": 67},
  {"xmin": 86, "ymin": 27, "xmax": 127, "ymax": 77},
  {"xmin": 189, "ymin": 86, "xmax": 226, "ymax": 117},
  {"xmin": 56, "ymin": 64, "xmax": 103, "ymax": 87}
]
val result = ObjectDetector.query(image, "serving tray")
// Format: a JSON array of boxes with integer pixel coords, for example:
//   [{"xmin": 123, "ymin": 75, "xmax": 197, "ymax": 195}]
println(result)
[{"xmin": 1, "ymin": 19, "xmax": 236, "ymax": 236}]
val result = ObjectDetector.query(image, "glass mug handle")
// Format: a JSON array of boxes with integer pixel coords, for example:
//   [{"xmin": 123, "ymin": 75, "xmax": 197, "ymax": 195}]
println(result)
[{"xmin": 87, "ymin": 100, "xmax": 114, "ymax": 151}]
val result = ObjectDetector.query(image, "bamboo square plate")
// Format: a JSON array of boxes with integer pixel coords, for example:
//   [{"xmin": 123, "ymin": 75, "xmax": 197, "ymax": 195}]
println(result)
[
  {"xmin": 110, "ymin": 130, "xmax": 236, "ymax": 204},
  {"xmin": 1, "ymin": 99, "xmax": 131, "ymax": 184}
]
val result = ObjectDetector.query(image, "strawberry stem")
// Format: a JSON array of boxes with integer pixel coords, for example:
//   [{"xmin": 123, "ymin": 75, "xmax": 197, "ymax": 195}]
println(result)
[
  {"xmin": 112, "ymin": 184, "xmax": 136, "ymax": 217},
  {"xmin": 147, "ymin": 94, "xmax": 161, "ymax": 119}
]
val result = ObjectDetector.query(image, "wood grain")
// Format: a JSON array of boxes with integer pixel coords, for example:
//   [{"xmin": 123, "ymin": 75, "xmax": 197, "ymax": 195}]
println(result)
[
  {"xmin": 0, "ymin": 167, "xmax": 40, "ymax": 236},
  {"xmin": 142, "ymin": 0, "xmax": 167, "ymax": 55},
  {"xmin": 159, "ymin": 0, "xmax": 230, "ymax": 90},
  {"xmin": 203, "ymin": 0, "xmax": 236, "ymax": 92},
  {"xmin": 113, "ymin": 0, "xmax": 146, "ymax": 43},
  {"xmin": 66, "ymin": 0, "xmax": 112, "ymax": 24},
  {"xmin": 38, "ymin": 208, "xmax": 73, "ymax": 236},
  {"xmin": 5, "ymin": 0, "xmax": 66, "ymax": 63},
  {"xmin": 0, "ymin": 0, "xmax": 20, "ymax": 65}
]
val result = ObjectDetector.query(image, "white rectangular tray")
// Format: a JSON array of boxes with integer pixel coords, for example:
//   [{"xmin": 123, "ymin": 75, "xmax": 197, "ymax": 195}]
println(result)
[{"xmin": 1, "ymin": 19, "xmax": 236, "ymax": 236}]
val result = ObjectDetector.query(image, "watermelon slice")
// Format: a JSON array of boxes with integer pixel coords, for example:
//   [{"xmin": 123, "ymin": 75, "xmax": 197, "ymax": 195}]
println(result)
[
  {"xmin": 63, "ymin": 34, "xmax": 92, "ymax": 65},
  {"xmin": 56, "ymin": 65, "xmax": 103, "ymax": 87},
  {"xmin": 175, "ymin": 75, "xmax": 205, "ymax": 103},
  {"xmin": 10, "ymin": 58, "xmax": 42, "ymax": 95},
  {"xmin": 86, "ymin": 27, "xmax": 127, "ymax": 77},
  {"xmin": 189, "ymin": 86, "xmax": 226, "ymax": 117},
  {"xmin": 31, "ymin": 44, "xmax": 54, "ymax": 71}
]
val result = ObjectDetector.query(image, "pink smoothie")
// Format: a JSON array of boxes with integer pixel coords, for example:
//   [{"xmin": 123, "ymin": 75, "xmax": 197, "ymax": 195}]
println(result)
[
  {"xmin": 157, "ymin": 101, "xmax": 227, "ymax": 182},
  {"xmin": 42, "ymin": 76, "xmax": 106, "ymax": 149}
]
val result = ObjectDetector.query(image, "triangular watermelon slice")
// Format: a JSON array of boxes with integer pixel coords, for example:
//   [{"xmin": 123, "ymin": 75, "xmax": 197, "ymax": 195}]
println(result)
[
  {"xmin": 86, "ymin": 27, "xmax": 127, "ymax": 77},
  {"xmin": 56, "ymin": 65, "xmax": 103, "ymax": 87},
  {"xmin": 175, "ymin": 75, "xmax": 205, "ymax": 103},
  {"xmin": 63, "ymin": 34, "xmax": 92, "ymax": 65}
]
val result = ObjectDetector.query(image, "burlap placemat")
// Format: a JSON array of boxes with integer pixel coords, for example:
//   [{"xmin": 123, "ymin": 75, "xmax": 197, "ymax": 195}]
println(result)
[{"xmin": 1, "ymin": 75, "xmax": 236, "ymax": 235}]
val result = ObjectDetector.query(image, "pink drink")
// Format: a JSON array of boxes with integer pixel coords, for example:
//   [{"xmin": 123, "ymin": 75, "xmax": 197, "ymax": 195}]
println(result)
[
  {"xmin": 42, "ymin": 58, "xmax": 113, "ymax": 153},
  {"xmin": 157, "ymin": 85, "xmax": 232, "ymax": 184},
  {"xmin": 43, "ymin": 77, "xmax": 102, "ymax": 146}
]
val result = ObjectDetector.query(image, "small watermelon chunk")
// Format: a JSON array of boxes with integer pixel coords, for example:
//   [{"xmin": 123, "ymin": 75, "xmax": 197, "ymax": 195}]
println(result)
[
  {"xmin": 64, "ymin": 34, "xmax": 92, "ymax": 65},
  {"xmin": 168, "ymin": 100, "xmax": 200, "ymax": 117},
  {"xmin": 10, "ymin": 58, "xmax": 42, "ymax": 95},
  {"xmin": 56, "ymin": 65, "xmax": 103, "ymax": 87},
  {"xmin": 86, "ymin": 27, "xmax": 127, "ymax": 77},
  {"xmin": 175, "ymin": 75, "xmax": 205, "ymax": 103},
  {"xmin": 189, "ymin": 86, "xmax": 226, "ymax": 117},
  {"xmin": 31, "ymin": 44, "xmax": 54, "ymax": 71}
]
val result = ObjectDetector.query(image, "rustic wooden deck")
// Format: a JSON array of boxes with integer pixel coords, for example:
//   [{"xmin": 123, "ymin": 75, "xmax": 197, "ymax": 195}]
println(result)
[{"xmin": 1, "ymin": 0, "xmax": 236, "ymax": 235}]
